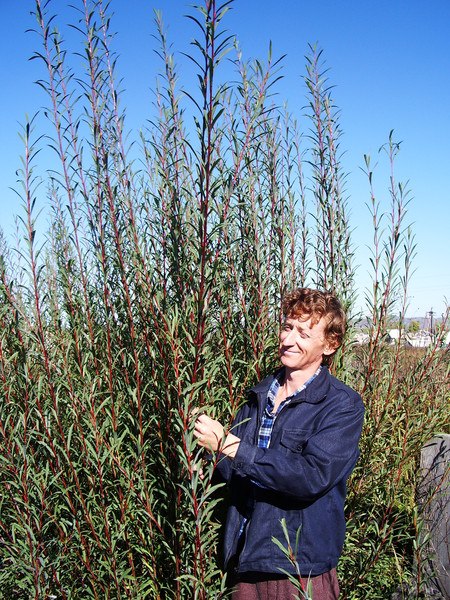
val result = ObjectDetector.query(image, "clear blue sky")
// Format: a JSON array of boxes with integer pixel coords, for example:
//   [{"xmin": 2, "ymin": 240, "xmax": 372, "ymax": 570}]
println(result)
[{"xmin": 1, "ymin": 0, "xmax": 449, "ymax": 319}]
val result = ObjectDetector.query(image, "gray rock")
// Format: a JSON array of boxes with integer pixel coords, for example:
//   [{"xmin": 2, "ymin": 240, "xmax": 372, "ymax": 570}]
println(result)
[{"xmin": 417, "ymin": 434, "xmax": 450, "ymax": 599}]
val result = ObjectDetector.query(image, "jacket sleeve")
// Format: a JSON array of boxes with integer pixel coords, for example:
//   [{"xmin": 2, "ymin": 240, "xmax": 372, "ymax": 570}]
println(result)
[{"xmin": 230, "ymin": 390, "xmax": 364, "ymax": 501}]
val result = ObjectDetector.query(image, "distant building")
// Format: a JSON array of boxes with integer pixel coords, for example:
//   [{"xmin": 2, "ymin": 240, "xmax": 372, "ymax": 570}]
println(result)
[
  {"xmin": 384, "ymin": 329, "xmax": 401, "ymax": 345},
  {"xmin": 352, "ymin": 328, "xmax": 436, "ymax": 348},
  {"xmin": 404, "ymin": 330, "xmax": 433, "ymax": 348},
  {"xmin": 352, "ymin": 324, "xmax": 449, "ymax": 348},
  {"xmin": 354, "ymin": 331, "xmax": 370, "ymax": 345}
]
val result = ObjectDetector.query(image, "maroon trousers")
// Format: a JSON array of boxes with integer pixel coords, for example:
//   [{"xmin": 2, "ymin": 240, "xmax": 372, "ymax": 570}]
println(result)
[{"xmin": 232, "ymin": 569, "xmax": 339, "ymax": 600}]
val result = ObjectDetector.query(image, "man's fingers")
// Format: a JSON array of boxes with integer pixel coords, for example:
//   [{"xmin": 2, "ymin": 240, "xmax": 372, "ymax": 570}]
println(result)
[{"xmin": 191, "ymin": 407, "xmax": 210, "ymax": 420}]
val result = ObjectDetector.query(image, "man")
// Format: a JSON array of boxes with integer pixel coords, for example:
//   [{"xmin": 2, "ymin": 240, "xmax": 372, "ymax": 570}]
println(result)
[{"xmin": 194, "ymin": 288, "xmax": 364, "ymax": 599}]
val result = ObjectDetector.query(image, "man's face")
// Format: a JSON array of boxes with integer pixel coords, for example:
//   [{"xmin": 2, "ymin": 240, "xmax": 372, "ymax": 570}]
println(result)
[{"xmin": 279, "ymin": 314, "xmax": 335, "ymax": 374}]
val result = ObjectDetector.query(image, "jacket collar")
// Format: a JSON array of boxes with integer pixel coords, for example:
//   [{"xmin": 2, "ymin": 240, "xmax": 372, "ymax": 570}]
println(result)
[{"xmin": 248, "ymin": 365, "xmax": 331, "ymax": 405}]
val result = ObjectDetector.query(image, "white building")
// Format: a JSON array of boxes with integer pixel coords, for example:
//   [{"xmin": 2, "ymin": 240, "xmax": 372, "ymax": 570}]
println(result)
[{"xmin": 404, "ymin": 330, "xmax": 433, "ymax": 348}]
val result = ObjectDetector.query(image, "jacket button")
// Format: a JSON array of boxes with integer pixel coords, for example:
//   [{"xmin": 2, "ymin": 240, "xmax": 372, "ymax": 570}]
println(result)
[
  {"xmin": 236, "ymin": 462, "xmax": 243, "ymax": 469},
  {"xmin": 296, "ymin": 444, "xmax": 302, "ymax": 451}
]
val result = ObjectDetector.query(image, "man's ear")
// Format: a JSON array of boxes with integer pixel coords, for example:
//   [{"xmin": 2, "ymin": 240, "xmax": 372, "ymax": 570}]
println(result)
[{"xmin": 323, "ymin": 342, "xmax": 337, "ymax": 356}]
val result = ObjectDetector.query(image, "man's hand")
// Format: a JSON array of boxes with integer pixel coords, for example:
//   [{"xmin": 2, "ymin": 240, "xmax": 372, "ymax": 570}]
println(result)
[
  {"xmin": 193, "ymin": 414, "xmax": 224, "ymax": 452},
  {"xmin": 193, "ymin": 413, "xmax": 240, "ymax": 458}
]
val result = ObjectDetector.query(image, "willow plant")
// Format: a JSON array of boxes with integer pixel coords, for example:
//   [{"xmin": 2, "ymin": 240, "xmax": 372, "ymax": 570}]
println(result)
[{"xmin": 0, "ymin": 1, "xmax": 448, "ymax": 599}]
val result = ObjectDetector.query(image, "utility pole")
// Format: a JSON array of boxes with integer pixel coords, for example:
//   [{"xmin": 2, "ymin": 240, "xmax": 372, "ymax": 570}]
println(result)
[{"xmin": 427, "ymin": 308, "xmax": 435, "ymax": 335}]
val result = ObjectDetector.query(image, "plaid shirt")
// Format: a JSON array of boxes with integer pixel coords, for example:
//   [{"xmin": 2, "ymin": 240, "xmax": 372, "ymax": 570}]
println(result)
[{"xmin": 257, "ymin": 366, "xmax": 322, "ymax": 449}]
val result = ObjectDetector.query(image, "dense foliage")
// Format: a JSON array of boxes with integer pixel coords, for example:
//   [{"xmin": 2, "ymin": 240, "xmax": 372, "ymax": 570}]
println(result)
[{"xmin": 0, "ymin": 1, "xmax": 448, "ymax": 598}]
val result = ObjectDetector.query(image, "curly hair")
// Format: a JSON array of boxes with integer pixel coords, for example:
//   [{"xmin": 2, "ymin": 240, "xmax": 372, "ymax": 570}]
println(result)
[{"xmin": 281, "ymin": 288, "xmax": 346, "ymax": 363}]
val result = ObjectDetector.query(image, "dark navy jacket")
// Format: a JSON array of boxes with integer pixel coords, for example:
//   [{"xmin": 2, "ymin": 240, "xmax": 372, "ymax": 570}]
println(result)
[{"xmin": 216, "ymin": 366, "xmax": 364, "ymax": 577}]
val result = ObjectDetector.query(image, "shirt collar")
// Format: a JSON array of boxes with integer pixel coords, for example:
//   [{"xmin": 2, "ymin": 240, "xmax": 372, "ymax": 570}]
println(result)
[{"xmin": 267, "ymin": 365, "xmax": 322, "ymax": 408}]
